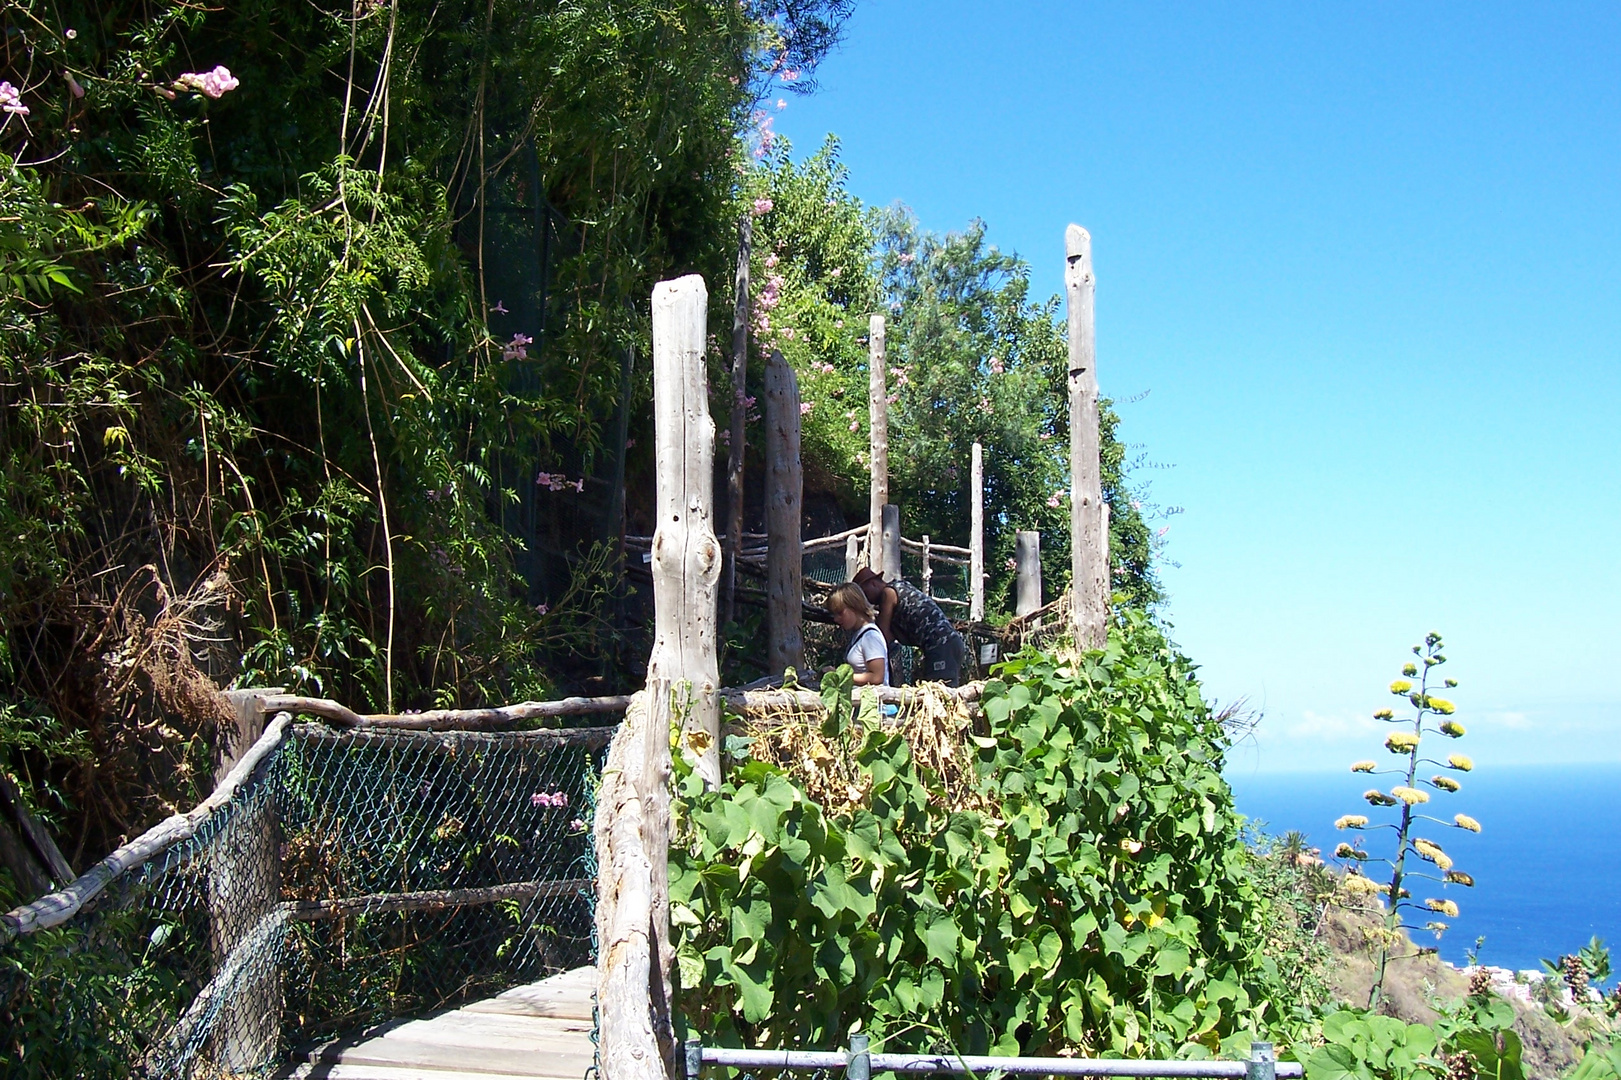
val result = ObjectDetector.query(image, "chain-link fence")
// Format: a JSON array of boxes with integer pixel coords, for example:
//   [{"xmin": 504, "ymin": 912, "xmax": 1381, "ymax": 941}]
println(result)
[{"xmin": 0, "ymin": 716, "xmax": 610, "ymax": 1079}]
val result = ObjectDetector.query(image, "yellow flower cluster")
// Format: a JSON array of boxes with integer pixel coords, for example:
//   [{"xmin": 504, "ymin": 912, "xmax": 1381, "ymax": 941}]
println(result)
[
  {"xmin": 1351, "ymin": 760, "xmax": 1377, "ymax": 773},
  {"xmin": 1426, "ymin": 897, "xmax": 1460, "ymax": 918},
  {"xmin": 1391, "ymin": 786, "xmax": 1429, "ymax": 805},
  {"xmin": 1342, "ymin": 874, "xmax": 1380, "ymax": 896},
  {"xmin": 1390, "ymin": 679, "xmax": 1414, "ymax": 695},
  {"xmin": 1413, "ymin": 837, "xmax": 1453, "ymax": 870},
  {"xmin": 1335, "ymin": 814, "xmax": 1369, "ymax": 830},
  {"xmin": 1386, "ymin": 731, "xmax": 1420, "ymax": 753},
  {"xmin": 1440, "ymin": 719, "xmax": 1465, "ymax": 737},
  {"xmin": 1373, "ymin": 707, "xmax": 1395, "ymax": 720},
  {"xmin": 1431, "ymin": 775, "xmax": 1461, "ymax": 792},
  {"xmin": 1444, "ymin": 870, "xmax": 1475, "ymax": 887},
  {"xmin": 1403, "ymin": 663, "xmax": 1419, "ymax": 677},
  {"xmin": 1447, "ymin": 754, "xmax": 1473, "ymax": 772},
  {"xmin": 1454, "ymin": 814, "xmax": 1482, "ymax": 833},
  {"xmin": 1428, "ymin": 697, "xmax": 1457, "ymax": 715},
  {"xmin": 1365, "ymin": 789, "xmax": 1399, "ymax": 807}
]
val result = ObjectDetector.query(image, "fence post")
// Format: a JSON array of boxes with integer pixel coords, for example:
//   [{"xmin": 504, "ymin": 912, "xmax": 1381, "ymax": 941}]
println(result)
[
  {"xmin": 867, "ymin": 314, "xmax": 888, "ymax": 576},
  {"xmin": 921, "ymin": 535, "xmax": 932, "ymax": 596},
  {"xmin": 212, "ymin": 688, "xmax": 281, "ymax": 1070},
  {"xmin": 881, "ymin": 504, "xmax": 902, "ymax": 586},
  {"xmin": 970, "ymin": 441, "xmax": 984, "ymax": 622},
  {"xmin": 1248, "ymin": 1042, "xmax": 1278, "ymax": 1080},
  {"xmin": 686, "ymin": 1038, "xmax": 704, "ymax": 1080},
  {"xmin": 724, "ymin": 214, "xmax": 751, "ymax": 624},
  {"xmin": 1015, "ymin": 530, "xmax": 1043, "ymax": 617},
  {"xmin": 847, "ymin": 1033, "xmax": 871, "ymax": 1080},
  {"xmin": 647, "ymin": 273, "xmax": 722, "ymax": 790},
  {"xmin": 764, "ymin": 349, "xmax": 804, "ymax": 675},
  {"xmin": 844, "ymin": 533, "xmax": 861, "ymax": 582},
  {"xmin": 1065, "ymin": 224, "xmax": 1108, "ymax": 648}
]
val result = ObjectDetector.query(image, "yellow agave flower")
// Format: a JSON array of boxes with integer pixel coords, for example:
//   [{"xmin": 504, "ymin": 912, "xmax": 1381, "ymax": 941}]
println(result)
[
  {"xmin": 1335, "ymin": 814, "xmax": 1369, "ymax": 830},
  {"xmin": 1390, "ymin": 679, "xmax": 1414, "ymax": 695},
  {"xmin": 1428, "ymin": 698, "xmax": 1457, "ymax": 715},
  {"xmin": 1402, "ymin": 663, "xmax": 1419, "ymax": 677},
  {"xmin": 1386, "ymin": 731, "xmax": 1420, "ymax": 753},
  {"xmin": 1447, "ymin": 754, "xmax": 1474, "ymax": 772},
  {"xmin": 1413, "ymin": 838, "xmax": 1453, "ymax": 871},
  {"xmin": 1454, "ymin": 814, "xmax": 1482, "ymax": 833},
  {"xmin": 1444, "ymin": 870, "xmax": 1475, "ymax": 887},
  {"xmin": 1431, "ymin": 775, "xmax": 1461, "ymax": 792},
  {"xmin": 1391, "ymin": 786, "xmax": 1429, "ymax": 805},
  {"xmin": 1365, "ymin": 790, "xmax": 1399, "ymax": 807},
  {"xmin": 1342, "ymin": 874, "xmax": 1380, "ymax": 896},
  {"xmin": 1373, "ymin": 707, "xmax": 1395, "ymax": 720},
  {"xmin": 1440, "ymin": 720, "xmax": 1466, "ymax": 737},
  {"xmin": 1426, "ymin": 898, "xmax": 1461, "ymax": 918},
  {"xmin": 1351, "ymin": 760, "xmax": 1377, "ymax": 773}
]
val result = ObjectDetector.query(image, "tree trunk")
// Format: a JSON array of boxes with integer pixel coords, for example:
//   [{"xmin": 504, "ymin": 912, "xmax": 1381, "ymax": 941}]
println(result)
[
  {"xmin": 867, "ymin": 314, "xmax": 888, "ymax": 575},
  {"xmin": 1065, "ymin": 225, "xmax": 1108, "ymax": 648},
  {"xmin": 764, "ymin": 350, "xmax": 804, "ymax": 676},
  {"xmin": 1015, "ymin": 530, "xmax": 1043, "ymax": 618},
  {"xmin": 724, "ymin": 216, "xmax": 751, "ymax": 623},
  {"xmin": 881, "ymin": 503, "xmax": 902, "ymax": 586}
]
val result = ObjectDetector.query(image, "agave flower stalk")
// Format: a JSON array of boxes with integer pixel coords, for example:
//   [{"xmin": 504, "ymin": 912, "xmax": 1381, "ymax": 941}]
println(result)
[{"xmin": 1335, "ymin": 632, "xmax": 1478, "ymax": 1008}]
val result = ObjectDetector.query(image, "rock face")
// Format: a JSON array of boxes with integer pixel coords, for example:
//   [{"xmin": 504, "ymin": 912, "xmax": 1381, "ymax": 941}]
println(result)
[{"xmin": 1320, "ymin": 898, "xmax": 1581, "ymax": 1080}]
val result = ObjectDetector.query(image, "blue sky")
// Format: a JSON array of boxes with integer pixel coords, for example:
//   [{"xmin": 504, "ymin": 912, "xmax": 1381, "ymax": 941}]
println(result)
[{"xmin": 775, "ymin": 2, "xmax": 1621, "ymax": 772}]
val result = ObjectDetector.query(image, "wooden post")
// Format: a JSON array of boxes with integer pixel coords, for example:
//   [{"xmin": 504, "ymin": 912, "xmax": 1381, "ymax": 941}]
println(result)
[
  {"xmin": 212, "ymin": 689, "xmax": 281, "ymax": 1070},
  {"xmin": 970, "ymin": 441, "xmax": 984, "ymax": 622},
  {"xmin": 920, "ymin": 535, "xmax": 932, "ymax": 597},
  {"xmin": 881, "ymin": 504, "xmax": 902, "ymax": 586},
  {"xmin": 724, "ymin": 215, "xmax": 751, "ymax": 624},
  {"xmin": 647, "ymin": 274, "xmax": 722, "ymax": 789},
  {"xmin": 763, "ymin": 350, "xmax": 804, "ymax": 675},
  {"xmin": 1015, "ymin": 530, "xmax": 1043, "ymax": 617},
  {"xmin": 867, "ymin": 314, "xmax": 888, "ymax": 576},
  {"xmin": 596, "ymin": 691, "xmax": 678, "ymax": 1080},
  {"xmin": 1065, "ymin": 225, "xmax": 1108, "ymax": 648},
  {"xmin": 844, "ymin": 534, "xmax": 861, "ymax": 582}
]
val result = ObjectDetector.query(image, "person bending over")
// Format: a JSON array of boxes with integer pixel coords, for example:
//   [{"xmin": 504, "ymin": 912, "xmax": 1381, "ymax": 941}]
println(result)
[
  {"xmin": 825, "ymin": 583, "xmax": 889, "ymax": 686},
  {"xmin": 853, "ymin": 567, "xmax": 968, "ymax": 686}
]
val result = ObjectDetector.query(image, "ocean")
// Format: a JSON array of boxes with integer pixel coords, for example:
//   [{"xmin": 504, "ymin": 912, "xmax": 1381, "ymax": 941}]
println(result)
[{"xmin": 1225, "ymin": 764, "xmax": 1621, "ymax": 973}]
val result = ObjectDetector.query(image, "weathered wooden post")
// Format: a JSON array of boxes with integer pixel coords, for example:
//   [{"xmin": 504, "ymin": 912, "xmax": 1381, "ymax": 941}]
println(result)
[
  {"xmin": 599, "ymin": 273, "xmax": 721, "ymax": 1080},
  {"xmin": 970, "ymin": 441, "xmax": 984, "ymax": 622},
  {"xmin": 212, "ymin": 689, "xmax": 281, "ymax": 1070},
  {"xmin": 844, "ymin": 534, "xmax": 861, "ymax": 582},
  {"xmin": 1065, "ymin": 225, "xmax": 1108, "ymax": 648},
  {"xmin": 867, "ymin": 314, "xmax": 888, "ymax": 576},
  {"xmin": 1015, "ymin": 530, "xmax": 1043, "ymax": 617},
  {"xmin": 920, "ymin": 535, "xmax": 932, "ymax": 596},
  {"xmin": 881, "ymin": 503, "xmax": 902, "ymax": 586},
  {"xmin": 724, "ymin": 215, "xmax": 751, "ymax": 623},
  {"xmin": 763, "ymin": 349, "xmax": 804, "ymax": 675}
]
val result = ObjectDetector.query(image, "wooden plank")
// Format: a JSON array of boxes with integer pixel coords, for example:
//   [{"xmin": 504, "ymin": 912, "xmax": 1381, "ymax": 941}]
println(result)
[
  {"xmin": 317, "ymin": 1037, "xmax": 591, "ymax": 1077},
  {"xmin": 724, "ymin": 213, "xmax": 751, "ymax": 624},
  {"xmin": 379, "ymin": 1013, "xmax": 593, "ymax": 1051},
  {"xmin": 1064, "ymin": 224, "xmax": 1108, "ymax": 648},
  {"xmin": 764, "ymin": 349, "xmax": 805, "ymax": 675},
  {"xmin": 867, "ymin": 314, "xmax": 888, "ymax": 574},
  {"xmin": 283, "ymin": 1064, "xmax": 575, "ymax": 1080},
  {"xmin": 466, "ymin": 966, "xmax": 596, "ymax": 1020}
]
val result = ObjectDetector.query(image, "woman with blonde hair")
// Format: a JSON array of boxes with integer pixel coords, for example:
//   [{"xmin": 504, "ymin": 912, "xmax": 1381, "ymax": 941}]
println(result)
[{"xmin": 825, "ymin": 582, "xmax": 889, "ymax": 686}]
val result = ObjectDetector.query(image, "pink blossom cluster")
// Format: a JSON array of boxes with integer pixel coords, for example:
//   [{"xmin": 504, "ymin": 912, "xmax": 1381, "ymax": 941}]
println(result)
[
  {"xmin": 892, "ymin": 367, "xmax": 909, "ymax": 387},
  {"xmin": 1047, "ymin": 493, "xmax": 1063, "ymax": 508},
  {"xmin": 886, "ymin": 393, "xmax": 898, "ymax": 405},
  {"xmin": 1005, "ymin": 557, "xmax": 1019, "ymax": 571},
  {"xmin": 0, "ymin": 81, "xmax": 29, "ymax": 117},
  {"xmin": 898, "ymin": 253, "xmax": 915, "ymax": 266},
  {"xmin": 570, "ymin": 818, "xmax": 588, "ymax": 832},
  {"xmin": 536, "ymin": 472, "xmax": 585, "ymax": 493},
  {"xmin": 751, "ymin": 272, "xmax": 785, "ymax": 338},
  {"xmin": 799, "ymin": 402, "xmax": 814, "ymax": 416},
  {"xmin": 782, "ymin": 68, "xmax": 800, "ymax": 82},
  {"xmin": 175, "ymin": 65, "xmax": 240, "ymax": 99},
  {"xmin": 752, "ymin": 197, "xmax": 774, "ymax": 217},
  {"xmin": 977, "ymin": 397, "xmax": 993, "ymax": 414},
  {"xmin": 531, "ymin": 791, "xmax": 569, "ymax": 808},
  {"xmin": 817, "ymin": 362, "xmax": 836, "ymax": 375},
  {"xmin": 989, "ymin": 357, "xmax": 1005, "ymax": 374},
  {"xmin": 502, "ymin": 333, "xmax": 532, "ymax": 361},
  {"xmin": 764, "ymin": 252, "xmax": 779, "ymax": 269},
  {"xmin": 751, "ymin": 110, "xmax": 777, "ymax": 158}
]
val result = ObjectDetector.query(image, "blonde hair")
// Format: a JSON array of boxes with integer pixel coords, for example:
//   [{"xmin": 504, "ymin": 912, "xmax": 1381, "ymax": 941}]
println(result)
[{"xmin": 826, "ymin": 582, "xmax": 875, "ymax": 620}]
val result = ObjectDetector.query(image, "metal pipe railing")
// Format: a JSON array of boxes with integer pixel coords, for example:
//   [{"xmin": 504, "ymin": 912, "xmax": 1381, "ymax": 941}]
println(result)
[{"xmin": 688, "ymin": 1038, "xmax": 1298, "ymax": 1080}]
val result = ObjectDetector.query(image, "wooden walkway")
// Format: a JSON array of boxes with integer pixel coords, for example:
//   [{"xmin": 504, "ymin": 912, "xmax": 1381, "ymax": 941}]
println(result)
[{"xmin": 281, "ymin": 966, "xmax": 595, "ymax": 1079}]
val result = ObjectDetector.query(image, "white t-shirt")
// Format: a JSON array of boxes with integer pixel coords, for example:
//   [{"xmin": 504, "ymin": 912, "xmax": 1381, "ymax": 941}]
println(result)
[{"xmin": 845, "ymin": 623, "xmax": 889, "ymax": 685}]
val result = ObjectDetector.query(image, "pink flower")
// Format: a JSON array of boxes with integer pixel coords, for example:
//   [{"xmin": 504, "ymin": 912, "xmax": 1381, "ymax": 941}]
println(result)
[
  {"xmin": 829, "ymin": 267, "xmax": 842, "ymax": 278},
  {"xmin": 1005, "ymin": 557, "xmax": 1018, "ymax": 571},
  {"xmin": 625, "ymin": 439, "xmax": 635, "ymax": 448},
  {"xmin": 502, "ymin": 333, "xmax": 533, "ymax": 361},
  {"xmin": 752, "ymin": 197, "xmax": 774, "ymax": 216},
  {"xmin": 781, "ymin": 327, "xmax": 796, "ymax": 340},
  {"xmin": 886, "ymin": 393, "xmax": 898, "ymax": 405},
  {"xmin": 535, "ymin": 603, "xmax": 549, "ymax": 615},
  {"xmin": 490, "ymin": 300, "xmax": 508, "ymax": 314},
  {"xmin": 977, "ymin": 397, "xmax": 993, "ymax": 414},
  {"xmin": 819, "ymin": 362, "xmax": 836, "ymax": 374},
  {"xmin": 1039, "ymin": 432, "xmax": 1051, "ymax": 441},
  {"xmin": 572, "ymin": 478, "xmax": 584, "ymax": 492},
  {"xmin": 834, "ymin": 320, "xmax": 844, "ymax": 329},
  {"xmin": 989, "ymin": 357, "xmax": 1004, "ymax": 374},
  {"xmin": 782, "ymin": 69, "xmax": 800, "ymax": 82},
  {"xmin": 898, "ymin": 253, "xmax": 914, "ymax": 266},
  {"xmin": 0, "ymin": 81, "xmax": 29, "ymax": 117},
  {"xmin": 536, "ymin": 472, "xmax": 552, "ymax": 487},
  {"xmin": 1131, "ymin": 500, "xmax": 1141, "ymax": 510},
  {"xmin": 799, "ymin": 402, "xmax": 814, "ymax": 416},
  {"xmin": 176, "ymin": 65, "xmax": 239, "ymax": 99},
  {"xmin": 776, "ymin": 98, "xmax": 787, "ymax": 110},
  {"xmin": 764, "ymin": 253, "xmax": 779, "ymax": 269},
  {"xmin": 848, "ymin": 420, "xmax": 859, "ymax": 432},
  {"xmin": 571, "ymin": 818, "xmax": 587, "ymax": 832},
  {"xmin": 1157, "ymin": 526, "xmax": 1170, "ymax": 538},
  {"xmin": 1047, "ymin": 493, "xmax": 1062, "ymax": 508}
]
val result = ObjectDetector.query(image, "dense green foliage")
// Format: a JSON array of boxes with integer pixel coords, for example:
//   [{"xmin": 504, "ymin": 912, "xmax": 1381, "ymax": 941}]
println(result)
[{"xmin": 672, "ymin": 616, "xmax": 1273, "ymax": 1056}]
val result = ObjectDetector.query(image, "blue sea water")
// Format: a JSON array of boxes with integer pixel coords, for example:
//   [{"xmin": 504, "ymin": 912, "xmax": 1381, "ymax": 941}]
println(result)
[{"xmin": 1225, "ymin": 764, "xmax": 1621, "ymax": 972}]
